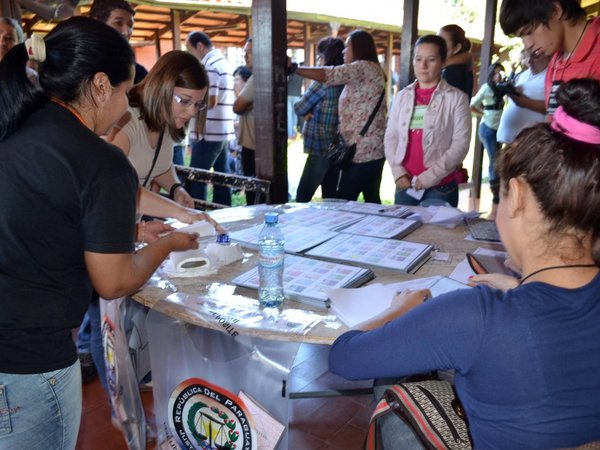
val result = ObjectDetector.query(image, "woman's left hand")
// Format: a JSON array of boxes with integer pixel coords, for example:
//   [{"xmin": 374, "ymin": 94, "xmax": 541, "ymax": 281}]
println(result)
[
  {"xmin": 414, "ymin": 177, "xmax": 425, "ymax": 190},
  {"xmin": 173, "ymin": 187, "xmax": 195, "ymax": 208}
]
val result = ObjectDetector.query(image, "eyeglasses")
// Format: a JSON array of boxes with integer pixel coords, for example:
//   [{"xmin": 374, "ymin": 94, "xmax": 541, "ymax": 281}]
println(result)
[{"xmin": 173, "ymin": 94, "xmax": 207, "ymax": 111}]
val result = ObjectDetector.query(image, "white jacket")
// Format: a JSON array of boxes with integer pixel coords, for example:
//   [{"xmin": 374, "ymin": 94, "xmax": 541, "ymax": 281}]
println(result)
[{"xmin": 384, "ymin": 78, "xmax": 471, "ymax": 188}]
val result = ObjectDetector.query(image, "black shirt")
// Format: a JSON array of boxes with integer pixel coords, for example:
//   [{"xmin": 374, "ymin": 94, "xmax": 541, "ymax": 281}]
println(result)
[
  {"xmin": 442, "ymin": 64, "xmax": 474, "ymax": 100},
  {"xmin": 0, "ymin": 102, "xmax": 138, "ymax": 374}
]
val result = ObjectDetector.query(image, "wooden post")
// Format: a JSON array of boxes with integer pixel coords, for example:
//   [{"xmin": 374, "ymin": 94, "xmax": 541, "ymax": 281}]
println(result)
[
  {"xmin": 386, "ymin": 32, "xmax": 394, "ymax": 99},
  {"xmin": 171, "ymin": 10, "xmax": 181, "ymax": 51},
  {"xmin": 399, "ymin": 0, "xmax": 418, "ymax": 89},
  {"xmin": 252, "ymin": 0, "xmax": 289, "ymax": 204},
  {"xmin": 472, "ymin": 0, "xmax": 498, "ymax": 200}
]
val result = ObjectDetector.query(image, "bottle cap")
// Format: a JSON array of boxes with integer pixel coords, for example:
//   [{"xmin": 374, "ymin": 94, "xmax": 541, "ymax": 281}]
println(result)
[
  {"xmin": 264, "ymin": 212, "xmax": 279, "ymax": 224},
  {"xmin": 216, "ymin": 233, "xmax": 230, "ymax": 244}
]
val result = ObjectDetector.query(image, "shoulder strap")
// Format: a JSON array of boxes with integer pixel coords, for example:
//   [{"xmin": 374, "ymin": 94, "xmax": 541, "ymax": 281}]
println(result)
[
  {"xmin": 142, "ymin": 129, "xmax": 165, "ymax": 188},
  {"xmin": 359, "ymin": 90, "xmax": 385, "ymax": 137}
]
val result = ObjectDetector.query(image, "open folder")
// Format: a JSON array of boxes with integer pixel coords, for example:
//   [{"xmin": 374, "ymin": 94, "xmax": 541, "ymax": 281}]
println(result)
[{"xmin": 327, "ymin": 276, "xmax": 470, "ymax": 328}]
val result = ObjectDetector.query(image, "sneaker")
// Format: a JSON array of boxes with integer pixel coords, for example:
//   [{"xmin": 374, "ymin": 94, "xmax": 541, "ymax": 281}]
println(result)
[{"xmin": 78, "ymin": 352, "xmax": 97, "ymax": 384}]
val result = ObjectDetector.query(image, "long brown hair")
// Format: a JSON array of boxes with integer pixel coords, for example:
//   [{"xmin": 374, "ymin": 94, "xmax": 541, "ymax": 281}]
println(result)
[{"xmin": 128, "ymin": 50, "xmax": 208, "ymax": 141}]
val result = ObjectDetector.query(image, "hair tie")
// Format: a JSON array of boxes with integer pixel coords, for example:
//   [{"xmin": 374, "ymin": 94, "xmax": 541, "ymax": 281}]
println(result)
[
  {"xmin": 551, "ymin": 106, "xmax": 600, "ymax": 145},
  {"xmin": 25, "ymin": 34, "xmax": 46, "ymax": 63}
]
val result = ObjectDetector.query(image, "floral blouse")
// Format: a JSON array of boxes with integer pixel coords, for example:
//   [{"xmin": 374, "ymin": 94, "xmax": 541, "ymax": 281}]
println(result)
[{"xmin": 325, "ymin": 60, "xmax": 387, "ymax": 163}]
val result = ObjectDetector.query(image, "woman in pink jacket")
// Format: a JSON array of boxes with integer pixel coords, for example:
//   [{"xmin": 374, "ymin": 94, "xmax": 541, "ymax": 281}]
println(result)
[{"xmin": 384, "ymin": 35, "xmax": 471, "ymax": 207}]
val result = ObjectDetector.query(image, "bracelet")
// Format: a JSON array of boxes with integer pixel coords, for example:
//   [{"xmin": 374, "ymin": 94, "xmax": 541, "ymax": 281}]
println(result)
[{"xmin": 169, "ymin": 182, "xmax": 183, "ymax": 199}]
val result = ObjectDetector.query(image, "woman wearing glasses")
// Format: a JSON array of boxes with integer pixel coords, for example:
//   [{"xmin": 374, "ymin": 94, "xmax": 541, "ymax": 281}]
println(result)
[{"xmin": 111, "ymin": 50, "xmax": 208, "ymax": 208}]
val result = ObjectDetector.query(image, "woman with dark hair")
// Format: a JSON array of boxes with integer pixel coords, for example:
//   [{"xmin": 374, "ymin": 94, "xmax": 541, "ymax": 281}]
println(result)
[
  {"xmin": 330, "ymin": 78, "xmax": 600, "ymax": 449},
  {"xmin": 438, "ymin": 24, "xmax": 474, "ymax": 99},
  {"xmin": 290, "ymin": 29, "xmax": 387, "ymax": 203},
  {"xmin": 111, "ymin": 50, "xmax": 208, "ymax": 209},
  {"xmin": 0, "ymin": 17, "xmax": 199, "ymax": 449},
  {"xmin": 471, "ymin": 62, "xmax": 507, "ymax": 219},
  {"xmin": 385, "ymin": 35, "xmax": 471, "ymax": 207},
  {"xmin": 294, "ymin": 36, "xmax": 345, "ymax": 202}
]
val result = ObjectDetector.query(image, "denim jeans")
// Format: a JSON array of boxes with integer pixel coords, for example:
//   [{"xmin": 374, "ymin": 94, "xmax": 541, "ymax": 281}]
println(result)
[
  {"xmin": 189, "ymin": 139, "xmax": 232, "ymax": 206},
  {"xmin": 172, "ymin": 144, "xmax": 185, "ymax": 166},
  {"xmin": 336, "ymin": 157, "xmax": 385, "ymax": 203},
  {"xmin": 478, "ymin": 121, "xmax": 499, "ymax": 183},
  {"xmin": 76, "ymin": 311, "xmax": 91, "ymax": 353},
  {"xmin": 241, "ymin": 147, "xmax": 265, "ymax": 205},
  {"xmin": 395, "ymin": 180, "xmax": 459, "ymax": 207},
  {"xmin": 296, "ymin": 154, "xmax": 340, "ymax": 202},
  {"xmin": 0, "ymin": 360, "xmax": 82, "ymax": 450}
]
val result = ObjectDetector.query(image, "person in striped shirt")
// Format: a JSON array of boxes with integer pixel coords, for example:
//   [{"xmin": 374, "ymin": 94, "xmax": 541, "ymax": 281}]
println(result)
[{"xmin": 186, "ymin": 31, "xmax": 236, "ymax": 206}]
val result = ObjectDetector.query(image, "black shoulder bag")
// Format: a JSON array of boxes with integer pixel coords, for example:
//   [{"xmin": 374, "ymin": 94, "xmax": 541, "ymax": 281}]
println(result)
[{"xmin": 327, "ymin": 90, "xmax": 385, "ymax": 170}]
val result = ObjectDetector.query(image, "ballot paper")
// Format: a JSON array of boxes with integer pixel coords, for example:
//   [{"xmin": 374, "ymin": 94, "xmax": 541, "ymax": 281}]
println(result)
[{"xmin": 327, "ymin": 276, "xmax": 470, "ymax": 327}]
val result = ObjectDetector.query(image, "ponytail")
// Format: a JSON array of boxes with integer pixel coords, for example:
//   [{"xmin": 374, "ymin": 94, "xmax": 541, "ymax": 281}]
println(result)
[
  {"xmin": 0, "ymin": 43, "xmax": 45, "ymax": 141},
  {"xmin": 0, "ymin": 17, "xmax": 134, "ymax": 142}
]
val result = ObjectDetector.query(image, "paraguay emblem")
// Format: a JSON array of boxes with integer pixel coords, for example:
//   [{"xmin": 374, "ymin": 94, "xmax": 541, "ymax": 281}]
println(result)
[{"xmin": 168, "ymin": 378, "xmax": 256, "ymax": 450}]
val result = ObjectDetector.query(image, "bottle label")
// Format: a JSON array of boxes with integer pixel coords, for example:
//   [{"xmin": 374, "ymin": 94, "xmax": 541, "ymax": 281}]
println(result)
[{"xmin": 259, "ymin": 252, "xmax": 284, "ymax": 269}]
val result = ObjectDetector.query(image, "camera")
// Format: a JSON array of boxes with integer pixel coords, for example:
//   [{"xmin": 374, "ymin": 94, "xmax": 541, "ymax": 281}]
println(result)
[{"xmin": 495, "ymin": 80, "xmax": 519, "ymax": 96}]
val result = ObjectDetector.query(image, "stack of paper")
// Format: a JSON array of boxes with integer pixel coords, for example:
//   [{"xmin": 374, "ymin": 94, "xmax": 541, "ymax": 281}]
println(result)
[
  {"xmin": 327, "ymin": 276, "xmax": 470, "ymax": 327},
  {"xmin": 306, "ymin": 234, "xmax": 433, "ymax": 273},
  {"xmin": 339, "ymin": 215, "xmax": 422, "ymax": 240},
  {"xmin": 232, "ymin": 254, "xmax": 375, "ymax": 306},
  {"xmin": 229, "ymin": 223, "xmax": 338, "ymax": 253}
]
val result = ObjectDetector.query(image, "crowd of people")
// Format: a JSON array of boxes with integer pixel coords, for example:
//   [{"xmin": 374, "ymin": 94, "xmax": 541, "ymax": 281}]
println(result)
[{"xmin": 1, "ymin": 0, "xmax": 599, "ymax": 448}]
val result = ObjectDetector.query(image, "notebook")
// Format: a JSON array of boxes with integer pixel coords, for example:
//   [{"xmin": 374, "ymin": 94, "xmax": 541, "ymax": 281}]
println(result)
[
  {"xmin": 306, "ymin": 234, "xmax": 433, "ymax": 273},
  {"xmin": 232, "ymin": 254, "xmax": 375, "ymax": 307},
  {"xmin": 229, "ymin": 223, "xmax": 338, "ymax": 253},
  {"xmin": 339, "ymin": 215, "xmax": 422, "ymax": 240}
]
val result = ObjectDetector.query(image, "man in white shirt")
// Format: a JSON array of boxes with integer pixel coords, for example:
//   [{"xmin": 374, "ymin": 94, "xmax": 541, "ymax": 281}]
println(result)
[
  {"xmin": 186, "ymin": 31, "xmax": 235, "ymax": 206},
  {"xmin": 497, "ymin": 50, "xmax": 551, "ymax": 144}
]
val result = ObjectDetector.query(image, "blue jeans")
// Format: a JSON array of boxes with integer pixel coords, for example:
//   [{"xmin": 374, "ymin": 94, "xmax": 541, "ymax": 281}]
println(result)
[
  {"xmin": 172, "ymin": 144, "xmax": 184, "ymax": 166},
  {"xmin": 76, "ymin": 311, "xmax": 91, "ymax": 353},
  {"xmin": 287, "ymin": 96, "xmax": 300, "ymax": 138},
  {"xmin": 87, "ymin": 296, "xmax": 108, "ymax": 394},
  {"xmin": 296, "ymin": 154, "xmax": 340, "ymax": 202},
  {"xmin": 336, "ymin": 157, "xmax": 385, "ymax": 204},
  {"xmin": 189, "ymin": 139, "xmax": 232, "ymax": 206},
  {"xmin": 0, "ymin": 360, "xmax": 82, "ymax": 450},
  {"xmin": 478, "ymin": 122, "xmax": 499, "ymax": 181},
  {"xmin": 395, "ymin": 180, "xmax": 459, "ymax": 207}
]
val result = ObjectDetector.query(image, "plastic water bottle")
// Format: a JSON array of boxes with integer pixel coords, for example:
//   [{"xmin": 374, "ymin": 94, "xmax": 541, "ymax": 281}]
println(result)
[{"xmin": 258, "ymin": 212, "xmax": 285, "ymax": 307}]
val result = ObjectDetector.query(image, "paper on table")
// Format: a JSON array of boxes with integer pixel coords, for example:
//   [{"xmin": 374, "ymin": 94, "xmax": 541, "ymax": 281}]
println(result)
[
  {"xmin": 449, "ymin": 247, "xmax": 508, "ymax": 283},
  {"xmin": 386, "ymin": 276, "xmax": 470, "ymax": 298},
  {"xmin": 238, "ymin": 391, "xmax": 284, "ymax": 450},
  {"xmin": 326, "ymin": 283, "xmax": 396, "ymax": 328},
  {"xmin": 328, "ymin": 277, "xmax": 471, "ymax": 328}
]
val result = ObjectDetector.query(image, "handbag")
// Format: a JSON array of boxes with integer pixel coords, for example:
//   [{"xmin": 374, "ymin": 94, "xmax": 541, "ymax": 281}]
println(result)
[
  {"xmin": 328, "ymin": 90, "xmax": 385, "ymax": 169},
  {"xmin": 366, "ymin": 379, "xmax": 472, "ymax": 450}
]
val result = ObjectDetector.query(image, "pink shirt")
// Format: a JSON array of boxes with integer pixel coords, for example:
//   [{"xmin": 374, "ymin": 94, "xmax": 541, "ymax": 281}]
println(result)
[{"xmin": 404, "ymin": 85, "xmax": 457, "ymax": 186}]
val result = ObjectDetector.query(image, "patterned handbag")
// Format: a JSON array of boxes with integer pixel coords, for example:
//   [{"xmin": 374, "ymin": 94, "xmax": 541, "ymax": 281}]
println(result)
[{"xmin": 366, "ymin": 380, "xmax": 472, "ymax": 450}]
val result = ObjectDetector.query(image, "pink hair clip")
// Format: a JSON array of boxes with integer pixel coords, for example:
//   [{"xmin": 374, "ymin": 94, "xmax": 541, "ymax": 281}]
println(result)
[{"xmin": 551, "ymin": 106, "xmax": 600, "ymax": 145}]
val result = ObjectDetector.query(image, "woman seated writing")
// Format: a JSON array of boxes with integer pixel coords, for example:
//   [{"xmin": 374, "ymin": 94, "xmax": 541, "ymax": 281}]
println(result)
[
  {"xmin": 329, "ymin": 78, "xmax": 600, "ymax": 448},
  {"xmin": 384, "ymin": 35, "xmax": 471, "ymax": 207}
]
